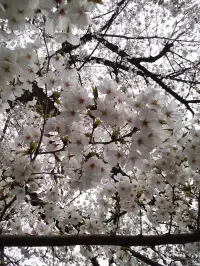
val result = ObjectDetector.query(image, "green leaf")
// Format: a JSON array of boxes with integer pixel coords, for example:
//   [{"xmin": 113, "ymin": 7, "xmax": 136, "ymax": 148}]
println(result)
[
  {"xmin": 30, "ymin": 141, "xmax": 37, "ymax": 152},
  {"xmin": 46, "ymin": 110, "xmax": 55, "ymax": 118},
  {"xmin": 158, "ymin": 119, "xmax": 167, "ymax": 125},
  {"xmin": 23, "ymin": 150, "xmax": 30, "ymax": 155},
  {"xmin": 88, "ymin": 0, "xmax": 104, "ymax": 4},
  {"xmin": 61, "ymin": 136, "xmax": 69, "ymax": 145},
  {"xmin": 111, "ymin": 128, "xmax": 120, "ymax": 140},
  {"xmin": 87, "ymin": 109, "xmax": 94, "ymax": 118},
  {"xmin": 80, "ymin": 220, "xmax": 86, "ymax": 225},
  {"xmin": 85, "ymin": 133, "xmax": 92, "ymax": 138},
  {"xmin": 94, "ymin": 119, "xmax": 102, "ymax": 127},
  {"xmin": 137, "ymin": 191, "xmax": 143, "ymax": 198},
  {"xmin": 181, "ymin": 184, "xmax": 191, "ymax": 192},
  {"xmin": 85, "ymin": 152, "xmax": 99, "ymax": 159},
  {"xmin": 36, "ymin": 104, "xmax": 44, "ymax": 115},
  {"xmin": 52, "ymin": 91, "xmax": 60, "ymax": 99},
  {"xmin": 92, "ymin": 87, "xmax": 98, "ymax": 100},
  {"xmin": 35, "ymin": 9, "xmax": 41, "ymax": 14}
]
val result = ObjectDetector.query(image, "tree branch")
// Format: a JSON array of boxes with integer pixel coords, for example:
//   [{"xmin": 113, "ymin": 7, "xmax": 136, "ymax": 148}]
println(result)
[
  {"xmin": 127, "ymin": 248, "xmax": 164, "ymax": 266},
  {"xmin": 100, "ymin": 0, "xmax": 129, "ymax": 32},
  {"xmin": 98, "ymin": 33, "xmax": 200, "ymax": 43},
  {"xmin": 1, "ymin": 233, "xmax": 200, "ymax": 247},
  {"xmin": 93, "ymin": 35, "xmax": 194, "ymax": 114},
  {"xmin": 137, "ymin": 42, "xmax": 173, "ymax": 63},
  {"xmin": 0, "ymin": 196, "xmax": 16, "ymax": 222}
]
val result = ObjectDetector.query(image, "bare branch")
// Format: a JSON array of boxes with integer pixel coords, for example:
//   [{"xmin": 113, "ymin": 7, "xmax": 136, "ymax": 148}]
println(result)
[
  {"xmin": 1, "ymin": 233, "xmax": 200, "ymax": 247},
  {"xmin": 127, "ymin": 248, "xmax": 164, "ymax": 266}
]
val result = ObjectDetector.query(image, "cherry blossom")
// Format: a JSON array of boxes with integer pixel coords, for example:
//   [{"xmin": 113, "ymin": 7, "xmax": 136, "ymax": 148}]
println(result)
[
  {"xmin": 65, "ymin": 0, "xmax": 94, "ymax": 29},
  {"xmin": 1, "ymin": 0, "xmax": 200, "ymax": 265},
  {"xmin": 98, "ymin": 78, "xmax": 118, "ymax": 101}
]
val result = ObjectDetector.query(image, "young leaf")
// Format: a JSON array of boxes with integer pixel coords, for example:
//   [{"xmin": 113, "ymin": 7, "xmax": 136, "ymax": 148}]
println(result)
[
  {"xmin": 92, "ymin": 87, "xmax": 98, "ymax": 100},
  {"xmin": 88, "ymin": 0, "xmax": 104, "ymax": 4}
]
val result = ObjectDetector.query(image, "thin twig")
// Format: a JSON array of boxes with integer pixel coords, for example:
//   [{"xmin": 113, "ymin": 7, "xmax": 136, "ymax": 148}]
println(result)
[
  {"xmin": 98, "ymin": 33, "xmax": 200, "ymax": 43},
  {"xmin": 197, "ymin": 191, "xmax": 200, "ymax": 232}
]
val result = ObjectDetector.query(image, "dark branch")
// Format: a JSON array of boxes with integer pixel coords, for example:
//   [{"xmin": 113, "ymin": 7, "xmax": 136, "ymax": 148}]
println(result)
[
  {"xmin": 98, "ymin": 33, "xmax": 200, "ymax": 43},
  {"xmin": 186, "ymin": 99, "xmax": 200, "ymax": 103},
  {"xmin": 128, "ymin": 248, "xmax": 164, "ymax": 266},
  {"xmin": 0, "ymin": 197, "xmax": 16, "ymax": 222},
  {"xmin": 1, "ymin": 233, "xmax": 200, "ymax": 247},
  {"xmin": 100, "ymin": 0, "xmax": 129, "ymax": 32},
  {"xmin": 90, "ymin": 257, "xmax": 100, "ymax": 266},
  {"xmin": 17, "ymin": 82, "xmax": 58, "ymax": 115},
  {"xmin": 137, "ymin": 42, "xmax": 173, "ymax": 63},
  {"xmin": 93, "ymin": 35, "xmax": 194, "ymax": 114}
]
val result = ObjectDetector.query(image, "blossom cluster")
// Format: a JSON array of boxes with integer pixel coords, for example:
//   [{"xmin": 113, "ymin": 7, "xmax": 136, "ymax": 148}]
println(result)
[
  {"xmin": 2, "ymin": 72, "xmax": 198, "ymax": 237},
  {"xmin": 0, "ymin": 0, "xmax": 96, "ymax": 112}
]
